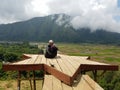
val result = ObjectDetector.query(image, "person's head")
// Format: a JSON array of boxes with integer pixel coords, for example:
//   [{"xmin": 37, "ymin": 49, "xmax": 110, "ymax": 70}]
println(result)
[{"xmin": 49, "ymin": 40, "xmax": 54, "ymax": 45}]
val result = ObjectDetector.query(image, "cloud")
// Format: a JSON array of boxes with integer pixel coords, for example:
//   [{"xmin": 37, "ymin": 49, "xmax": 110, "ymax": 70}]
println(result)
[
  {"xmin": 0, "ymin": 0, "xmax": 45, "ymax": 24},
  {"xmin": 0, "ymin": 0, "xmax": 51, "ymax": 24},
  {"xmin": 0, "ymin": 0, "xmax": 29, "ymax": 23},
  {"xmin": 31, "ymin": 0, "xmax": 50, "ymax": 16},
  {"xmin": 0, "ymin": 0, "xmax": 120, "ymax": 33},
  {"xmin": 47, "ymin": 0, "xmax": 120, "ymax": 33}
]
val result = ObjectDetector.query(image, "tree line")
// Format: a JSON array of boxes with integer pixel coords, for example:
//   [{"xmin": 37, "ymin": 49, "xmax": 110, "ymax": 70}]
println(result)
[{"xmin": 0, "ymin": 42, "xmax": 43, "ymax": 80}]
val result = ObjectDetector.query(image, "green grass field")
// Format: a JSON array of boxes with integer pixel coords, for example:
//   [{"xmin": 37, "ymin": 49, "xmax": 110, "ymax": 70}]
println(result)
[{"xmin": 58, "ymin": 43, "xmax": 120, "ymax": 64}]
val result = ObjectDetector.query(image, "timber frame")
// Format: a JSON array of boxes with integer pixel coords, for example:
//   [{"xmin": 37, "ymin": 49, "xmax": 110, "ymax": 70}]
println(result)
[
  {"xmin": 3, "ymin": 63, "xmax": 118, "ymax": 86},
  {"xmin": 2, "ymin": 54, "xmax": 119, "ymax": 90}
]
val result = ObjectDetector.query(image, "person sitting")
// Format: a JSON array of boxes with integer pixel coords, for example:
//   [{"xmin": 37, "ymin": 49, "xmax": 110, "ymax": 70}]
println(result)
[{"xmin": 45, "ymin": 40, "xmax": 58, "ymax": 58}]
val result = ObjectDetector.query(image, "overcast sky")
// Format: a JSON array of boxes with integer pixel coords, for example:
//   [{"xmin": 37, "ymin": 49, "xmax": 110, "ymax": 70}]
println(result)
[{"xmin": 0, "ymin": 0, "xmax": 120, "ymax": 33}]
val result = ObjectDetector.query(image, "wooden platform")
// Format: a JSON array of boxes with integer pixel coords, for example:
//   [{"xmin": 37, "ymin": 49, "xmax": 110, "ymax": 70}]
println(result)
[
  {"xmin": 3, "ymin": 54, "xmax": 118, "ymax": 85},
  {"xmin": 2, "ymin": 54, "xmax": 118, "ymax": 89},
  {"xmin": 42, "ymin": 74, "xmax": 104, "ymax": 90}
]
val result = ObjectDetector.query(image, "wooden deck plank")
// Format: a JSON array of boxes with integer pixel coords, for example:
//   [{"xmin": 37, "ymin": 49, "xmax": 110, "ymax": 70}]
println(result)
[
  {"xmin": 82, "ymin": 75, "xmax": 104, "ymax": 90},
  {"xmin": 52, "ymin": 76, "xmax": 63, "ymax": 90},
  {"xmin": 32, "ymin": 55, "xmax": 40, "ymax": 64},
  {"xmin": 61, "ymin": 55, "xmax": 82, "ymax": 77},
  {"xmin": 22, "ymin": 56, "xmax": 34, "ymax": 64},
  {"xmin": 70, "ymin": 56, "xmax": 89, "ymax": 65},
  {"xmin": 26, "ymin": 55, "xmax": 38, "ymax": 64},
  {"xmin": 34, "ymin": 55, "xmax": 42, "ymax": 64},
  {"xmin": 52, "ymin": 58, "xmax": 62, "ymax": 71},
  {"xmin": 24, "ymin": 58, "xmax": 32, "ymax": 64},
  {"xmin": 43, "ymin": 75, "xmax": 73, "ymax": 90},
  {"xmin": 60, "ymin": 55, "xmax": 76, "ymax": 76},
  {"xmin": 43, "ymin": 74, "xmax": 103, "ymax": 90},
  {"xmin": 73, "ymin": 75, "xmax": 103, "ymax": 90},
  {"xmin": 20, "ymin": 54, "xmax": 37, "ymax": 64},
  {"xmin": 62, "ymin": 83, "xmax": 73, "ymax": 90},
  {"xmin": 40, "ymin": 55, "xmax": 47, "ymax": 64},
  {"xmin": 63, "ymin": 56, "xmax": 78, "ymax": 70},
  {"xmin": 46, "ymin": 58, "xmax": 54, "ymax": 66},
  {"xmin": 73, "ymin": 75, "xmax": 93, "ymax": 90},
  {"xmin": 64, "ymin": 55, "xmax": 81, "ymax": 67},
  {"xmin": 13, "ymin": 58, "xmax": 31, "ymax": 64},
  {"xmin": 12, "ymin": 60, "xmax": 25, "ymax": 64},
  {"xmin": 42, "ymin": 75, "xmax": 53, "ymax": 90},
  {"xmin": 72, "ymin": 56, "xmax": 88, "ymax": 60},
  {"xmin": 71, "ymin": 56, "xmax": 108, "ymax": 65},
  {"xmin": 56, "ymin": 56, "xmax": 73, "ymax": 76}
]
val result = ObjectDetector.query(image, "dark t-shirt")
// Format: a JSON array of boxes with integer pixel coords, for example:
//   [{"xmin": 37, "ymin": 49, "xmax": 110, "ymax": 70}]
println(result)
[{"xmin": 45, "ymin": 45, "xmax": 58, "ymax": 58}]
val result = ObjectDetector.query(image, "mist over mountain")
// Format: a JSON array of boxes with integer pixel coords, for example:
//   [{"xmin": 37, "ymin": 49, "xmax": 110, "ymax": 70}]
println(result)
[{"xmin": 0, "ymin": 14, "xmax": 120, "ymax": 44}]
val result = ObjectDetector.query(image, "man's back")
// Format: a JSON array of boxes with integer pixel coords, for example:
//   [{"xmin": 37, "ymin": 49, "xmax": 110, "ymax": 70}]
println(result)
[{"xmin": 45, "ymin": 40, "xmax": 58, "ymax": 58}]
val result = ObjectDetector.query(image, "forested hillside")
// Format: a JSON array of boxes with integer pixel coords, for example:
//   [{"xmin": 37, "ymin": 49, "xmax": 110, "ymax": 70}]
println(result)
[{"xmin": 0, "ymin": 14, "xmax": 120, "ymax": 44}]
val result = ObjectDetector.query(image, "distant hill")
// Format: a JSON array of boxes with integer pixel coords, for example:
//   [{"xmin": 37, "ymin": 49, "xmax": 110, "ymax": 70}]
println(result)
[{"xmin": 0, "ymin": 14, "xmax": 120, "ymax": 44}]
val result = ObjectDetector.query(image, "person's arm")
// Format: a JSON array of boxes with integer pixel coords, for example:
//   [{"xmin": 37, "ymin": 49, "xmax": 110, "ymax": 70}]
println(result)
[{"xmin": 46, "ymin": 45, "xmax": 52, "ymax": 55}]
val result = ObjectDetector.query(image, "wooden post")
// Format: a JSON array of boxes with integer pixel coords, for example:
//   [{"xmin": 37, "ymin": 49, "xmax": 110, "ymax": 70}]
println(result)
[
  {"xmin": 81, "ymin": 70, "xmax": 86, "ymax": 74},
  {"xmin": 33, "ymin": 71, "xmax": 36, "ymax": 90},
  {"xmin": 29, "ymin": 79, "xmax": 33, "ymax": 90},
  {"xmin": 17, "ymin": 71, "xmax": 21, "ymax": 90},
  {"xmin": 92, "ymin": 70, "xmax": 97, "ymax": 82},
  {"xmin": 28, "ymin": 71, "xmax": 33, "ymax": 90}
]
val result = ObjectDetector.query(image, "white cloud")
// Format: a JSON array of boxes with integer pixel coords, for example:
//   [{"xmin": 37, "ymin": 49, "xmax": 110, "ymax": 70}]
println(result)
[
  {"xmin": 0, "ymin": 0, "xmax": 50, "ymax": 24},
  {"xmin": 0, "ymin": 0, "xmax": 120, "ymax": 33},
  {"xmin": 31, "ymin": 0, "xmax": 50, "ymax": 16},
  {"xmin": 0, "ymin": 0, "xmax": 33, "ymax": 23},
  {"xmin": 47, "ymin": 0, "xmax": 120, "ymax": 33}
]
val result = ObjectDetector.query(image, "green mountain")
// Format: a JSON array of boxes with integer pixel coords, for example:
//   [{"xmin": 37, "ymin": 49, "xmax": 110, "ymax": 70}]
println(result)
[{"xmin": 0, "ymin": 14, "xmax": 120, "ymax": 44}]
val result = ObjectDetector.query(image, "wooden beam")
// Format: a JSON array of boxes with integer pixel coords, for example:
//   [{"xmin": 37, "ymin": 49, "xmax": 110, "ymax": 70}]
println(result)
[
  {"xmin": 3, "ymin": 63, "xmax": 118, "ymax": 71},
  {"xmin": 72, "ymin": 64, "xmax": 118, "ymax": 83},
  {"xmin": 44, "ymin": 64, "xmax": 73, "ymax": 86},
  {"xmin": 80, "ymin": 64, "xmax": 119, "ymax": 71},
  {"xmin": 2, "ymin": 64, "xmax": 44, "ymax": 71},
  {"xmin": 2, "ymin": 63, "xmax": 119, "ymax": 86}
]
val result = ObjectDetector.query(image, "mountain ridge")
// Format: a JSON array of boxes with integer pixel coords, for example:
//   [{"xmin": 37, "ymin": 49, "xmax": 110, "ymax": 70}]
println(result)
[{"xmin": 0, "ymin": 14, "xmax": 120, "ymax": 44}]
